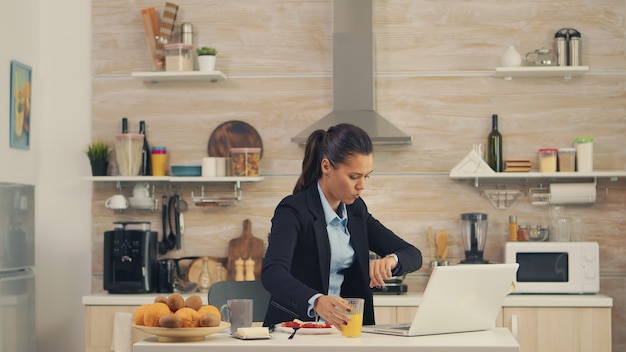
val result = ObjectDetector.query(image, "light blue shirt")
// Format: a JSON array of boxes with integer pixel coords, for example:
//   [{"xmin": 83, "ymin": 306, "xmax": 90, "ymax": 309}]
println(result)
[{"xmin": 307, "ymin": 182, "xmax": 355, "ymax": 317}]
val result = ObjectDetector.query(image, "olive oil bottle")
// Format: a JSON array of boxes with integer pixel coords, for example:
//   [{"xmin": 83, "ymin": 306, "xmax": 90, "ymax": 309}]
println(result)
[{"xmin": 487, "ymin": 114, "xmax": 503, "ymax": 172}]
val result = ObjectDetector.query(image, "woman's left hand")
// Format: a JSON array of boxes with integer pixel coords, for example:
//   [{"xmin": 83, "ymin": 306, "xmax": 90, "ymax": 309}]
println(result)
[{"xmin": 368, "ymin": 256, "xmax": 397, "ymax": 288}]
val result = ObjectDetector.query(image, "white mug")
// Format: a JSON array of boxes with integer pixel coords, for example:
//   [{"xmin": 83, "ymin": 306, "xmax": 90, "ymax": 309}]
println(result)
[
  {"xmin": 105, "ymin": 194, "xmax": 129, "ymax": 210},
  {"xmin": 133, "ymin": 183, "xmax": 150, "ymax": 198}
]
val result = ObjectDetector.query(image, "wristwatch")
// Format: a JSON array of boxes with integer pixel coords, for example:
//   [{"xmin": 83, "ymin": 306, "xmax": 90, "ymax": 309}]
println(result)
[{"xmin": 385, "ymin": 253, "xmax": 398, "ymax": 265}]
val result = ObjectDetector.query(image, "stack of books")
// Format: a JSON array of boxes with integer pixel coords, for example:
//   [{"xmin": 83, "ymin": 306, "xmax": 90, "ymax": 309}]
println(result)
[{"xmin": 504, "ymin": 159, "xmax": 531, "ymax": 172}]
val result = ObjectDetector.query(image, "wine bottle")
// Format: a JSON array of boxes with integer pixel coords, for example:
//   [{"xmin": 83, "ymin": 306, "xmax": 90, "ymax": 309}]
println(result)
[
  {"xmin": 139, "ymin": 121, "xmax": 152, "ymax": 176},
  {"xmin": 487, "ymin": 114, "xmax": 503, "ymax": 172},
  {"xmin": 121, "ymin": 117, "xmax": 128, "ymax": 133}
]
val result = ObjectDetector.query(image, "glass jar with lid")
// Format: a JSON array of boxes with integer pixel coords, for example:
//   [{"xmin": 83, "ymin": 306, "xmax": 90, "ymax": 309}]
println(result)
[{"xmin": 538, "ymin": 148, "xmax": 558, "ymax": 172}]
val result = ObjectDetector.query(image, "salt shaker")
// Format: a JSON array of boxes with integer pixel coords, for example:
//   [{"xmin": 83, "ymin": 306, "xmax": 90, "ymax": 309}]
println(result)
[{"xmin": 234, "ymin": 257, "xmax": 244, "ymax": 281}]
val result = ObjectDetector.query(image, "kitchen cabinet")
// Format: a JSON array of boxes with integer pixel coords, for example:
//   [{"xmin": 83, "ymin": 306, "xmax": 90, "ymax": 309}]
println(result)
[
  {"xmin": 84, "ymin": 294, "xmax": 611, "ymax": 352},
  {"xmin": 130, "ymin": 71, "xmax": 227, "ymax": 83},
  {"xmin": 85, "ymin": 305, "xmax": 150, "ymax": 352},
  {"xmin": 502, "ymin": 306, "xmax": 611, "ymax": 352}
]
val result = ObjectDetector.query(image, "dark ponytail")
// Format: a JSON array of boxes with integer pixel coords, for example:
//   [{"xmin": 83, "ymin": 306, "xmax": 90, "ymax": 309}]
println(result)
[{"xmin": 293, "ymin": 123, "xmax": 373, "ymax": 194}]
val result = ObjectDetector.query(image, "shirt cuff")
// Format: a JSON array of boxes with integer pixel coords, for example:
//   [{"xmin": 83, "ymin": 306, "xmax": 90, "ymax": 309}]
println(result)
[
  {"xmin": 307, "ymin": 293, "xmax": 323, "ymax": 318},
  {"xmin": 385, "ymin": 253, "xmax": 399, "ymax": 265}
]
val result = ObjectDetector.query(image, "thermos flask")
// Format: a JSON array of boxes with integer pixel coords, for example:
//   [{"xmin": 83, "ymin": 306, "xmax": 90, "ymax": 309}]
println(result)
[
  {"xmin": 554, "ymin": 28, "xmax": 569, "ymax": 66},
  {"xmin": 568, "ymin": 29, "xmax": 582, "ymax": 66},
  {"xmin": 181, "ymin": 23, "xmax": 194, "ymax": 46}
]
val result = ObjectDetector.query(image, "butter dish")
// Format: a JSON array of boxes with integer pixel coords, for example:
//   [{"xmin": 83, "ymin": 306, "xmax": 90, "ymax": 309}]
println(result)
[{"xmin": 232, "ymin": 327, "xmax": 271, "ymax": 340}]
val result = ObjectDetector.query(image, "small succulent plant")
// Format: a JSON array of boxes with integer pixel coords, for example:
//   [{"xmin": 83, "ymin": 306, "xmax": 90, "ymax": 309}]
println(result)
[{"xmin": 196, "ymin": 46, "xmax": 217, "ymax": 56}]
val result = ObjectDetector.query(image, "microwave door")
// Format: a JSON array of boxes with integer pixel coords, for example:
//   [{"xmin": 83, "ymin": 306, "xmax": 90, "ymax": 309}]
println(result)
[{"xmin": 516, "ymin": 252, "xmax": 569, "ymax": 282}]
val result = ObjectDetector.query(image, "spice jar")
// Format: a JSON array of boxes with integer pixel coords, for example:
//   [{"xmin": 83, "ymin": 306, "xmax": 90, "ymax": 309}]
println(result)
[{"xmin": 517, "ymin": 225, "xmax": 528, "ymax": 241}]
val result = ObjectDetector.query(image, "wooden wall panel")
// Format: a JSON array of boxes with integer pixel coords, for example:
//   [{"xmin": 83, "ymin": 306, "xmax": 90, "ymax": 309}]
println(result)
[{"xmin": 92, "ymin": 1, "xmax": 626, "ymax": 349}]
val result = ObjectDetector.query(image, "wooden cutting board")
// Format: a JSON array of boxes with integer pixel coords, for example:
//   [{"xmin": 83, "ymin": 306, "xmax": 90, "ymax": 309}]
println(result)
[
  {"xmin": 207, "ymin": 120, "xmax": 263, "ymax": 158},
  {"xmin": 226, "ymin": 219, "xmax": 264, "ymax": 281},
  {"xmin": 186, "ymin": 256, "xmax": 228, "ymax": 287}
]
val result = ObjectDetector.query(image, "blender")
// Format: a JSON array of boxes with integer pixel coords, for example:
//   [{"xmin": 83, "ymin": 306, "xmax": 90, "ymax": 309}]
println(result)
[{"xmin": 460, "ymin": 213, "xmax": 490, "ymax": 264}]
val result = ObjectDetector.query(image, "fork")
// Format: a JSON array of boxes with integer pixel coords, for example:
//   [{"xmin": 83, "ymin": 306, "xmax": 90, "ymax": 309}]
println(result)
[{"xmin": 288, "ymin": 327, "xmax": 300, "ymax": 339}]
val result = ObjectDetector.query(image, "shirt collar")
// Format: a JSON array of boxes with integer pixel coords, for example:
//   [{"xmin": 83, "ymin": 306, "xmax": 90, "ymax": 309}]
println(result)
[{"xmin": 317, "ymin": 181, "xmax": 347, "ymax": 226}]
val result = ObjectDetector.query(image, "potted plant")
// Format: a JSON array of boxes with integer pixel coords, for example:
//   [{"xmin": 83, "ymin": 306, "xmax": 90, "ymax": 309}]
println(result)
[
  {"xmin": 196, "ymin": 46, "xmax": 217, "ymax": 72},
  {"xmin": 86, "ymin": 141, "xmax": 110, "ymax": 176}
]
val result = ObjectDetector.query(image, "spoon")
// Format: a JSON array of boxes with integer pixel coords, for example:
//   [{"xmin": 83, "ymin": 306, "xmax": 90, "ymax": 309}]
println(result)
[{"xmin": 167, "ymin": 195, "xmax": 177, "ymax": 250}]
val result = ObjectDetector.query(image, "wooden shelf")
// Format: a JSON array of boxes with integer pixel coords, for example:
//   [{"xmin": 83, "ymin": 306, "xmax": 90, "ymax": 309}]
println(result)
[
  {"xmin": 450, "ymin": 170, "xmax": 626, "ymax": 181},
  {"xmin": 84, "ymin": 176, "xmax": 262, "ymax": 183},
  {"xmin": 85, "ymin": 176, "xmax": 263, "ymax": 206},
  {"xmin": 130, "ymin": 71, "xmax": 227, "ymax": 83},
  {"xmin": 494, "ymin": 66, "xmax": 589, "ymax": 79}
]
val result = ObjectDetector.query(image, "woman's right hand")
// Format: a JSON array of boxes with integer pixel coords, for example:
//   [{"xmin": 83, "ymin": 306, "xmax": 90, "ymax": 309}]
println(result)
[{"xmin": 313, "ymin": 295, "xmax": 351, "ymax": 330}]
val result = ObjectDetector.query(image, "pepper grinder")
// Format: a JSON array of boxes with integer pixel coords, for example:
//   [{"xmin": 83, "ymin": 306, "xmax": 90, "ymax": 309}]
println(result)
[
  {"xmin": 234, "ymin": 257, "xmax": 244, "ymax": 281},
  {"xmin": 244, "ymin": 257, "xmax": 255, "ymax": 281}
]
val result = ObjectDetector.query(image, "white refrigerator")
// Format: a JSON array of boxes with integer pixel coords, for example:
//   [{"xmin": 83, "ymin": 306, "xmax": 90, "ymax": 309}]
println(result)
[{"xmin": 0, "ymin": 183, "xmax": 35, "ymax": 351}]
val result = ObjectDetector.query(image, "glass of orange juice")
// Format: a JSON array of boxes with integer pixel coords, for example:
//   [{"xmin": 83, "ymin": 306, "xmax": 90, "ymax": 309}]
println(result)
[{"xmin": 341, "ymin": 298, "xmax": 364, "ymax": 337}]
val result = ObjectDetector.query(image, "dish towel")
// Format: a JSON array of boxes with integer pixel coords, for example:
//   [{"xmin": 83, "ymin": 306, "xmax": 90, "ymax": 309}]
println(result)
[{"xmin": 111, "ymin": 312, "xmax": 132, "ymax": 352}]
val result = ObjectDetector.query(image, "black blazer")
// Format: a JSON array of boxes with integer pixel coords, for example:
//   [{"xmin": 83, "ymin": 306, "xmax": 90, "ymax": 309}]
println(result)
[{"xmin": 261, "ymin": 183, "xmax": 422, "ymax": 327}]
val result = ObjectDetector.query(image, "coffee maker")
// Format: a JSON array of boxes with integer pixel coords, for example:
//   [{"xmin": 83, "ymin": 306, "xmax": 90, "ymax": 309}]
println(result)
[
  {"xmin": 103, "ymin": 221, "xmax": 157, "ymax": 293},
  {"xmin": 460, "ymin": 213, "xmax": 490, "ymax": 264}
]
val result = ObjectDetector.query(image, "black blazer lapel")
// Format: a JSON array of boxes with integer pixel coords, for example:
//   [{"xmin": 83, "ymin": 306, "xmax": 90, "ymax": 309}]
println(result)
[{"xmin": 305, "ymin": 184, "xmax": 331, "ymax": 294}]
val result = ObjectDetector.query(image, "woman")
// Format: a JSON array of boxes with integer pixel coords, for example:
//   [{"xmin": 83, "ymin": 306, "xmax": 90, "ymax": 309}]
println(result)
[{"xmin": 262, "ymin": 123, "xmax": 422, "ymax": 330}]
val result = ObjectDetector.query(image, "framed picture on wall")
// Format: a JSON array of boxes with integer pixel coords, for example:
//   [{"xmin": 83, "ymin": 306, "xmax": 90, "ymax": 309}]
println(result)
[{"xmin": 9, "ymin": 60, "xmax": 31, "ymax": 150}]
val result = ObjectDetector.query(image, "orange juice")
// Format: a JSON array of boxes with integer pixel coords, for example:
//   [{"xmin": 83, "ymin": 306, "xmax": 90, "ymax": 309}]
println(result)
[{"xmin": 341, "ymin": 313, "xmax": 363, "ymax": 337}]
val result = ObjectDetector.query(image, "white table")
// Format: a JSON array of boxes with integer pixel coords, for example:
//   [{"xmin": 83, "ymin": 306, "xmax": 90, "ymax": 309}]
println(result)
[{"xmin": 134, "ymin": 328, "xmax": 519, "ymax": 352}]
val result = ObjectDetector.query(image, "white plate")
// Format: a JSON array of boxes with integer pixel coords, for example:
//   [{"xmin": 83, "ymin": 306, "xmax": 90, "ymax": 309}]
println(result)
[
  {"xmin": 232, "ymin": 333, "xmax": 271, "ymax": 340},
  {"xmin": 274, "ymin": 323, "xmax": 339, "ymax": 335}
]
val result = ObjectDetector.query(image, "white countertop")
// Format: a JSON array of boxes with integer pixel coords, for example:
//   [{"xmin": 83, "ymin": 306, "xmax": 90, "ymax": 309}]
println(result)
[
  {"xmin": 133, "ymin": 328, "xmax": 519, "ymax": 352},
  {"xmin": 83, "ymin": 293, "xmax": 613, "ymax": 308}
]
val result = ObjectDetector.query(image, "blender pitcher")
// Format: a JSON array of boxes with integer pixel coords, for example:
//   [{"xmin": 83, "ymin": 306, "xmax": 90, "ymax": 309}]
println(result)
[{"xmin": 460, "ymin": 213, "xmax": 489, "ymax": 264}]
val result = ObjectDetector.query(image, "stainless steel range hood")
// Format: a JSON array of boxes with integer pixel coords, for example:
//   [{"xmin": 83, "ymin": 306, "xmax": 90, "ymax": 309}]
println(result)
[{"xmin": 291, "ymin": 0, "xmax": 412, "ymax": 145}]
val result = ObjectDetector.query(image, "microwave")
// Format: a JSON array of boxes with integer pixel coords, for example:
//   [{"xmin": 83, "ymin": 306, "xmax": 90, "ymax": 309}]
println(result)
[{"xmin": 504, "ymin": 241, "xmax": 599, "ymax": 294}]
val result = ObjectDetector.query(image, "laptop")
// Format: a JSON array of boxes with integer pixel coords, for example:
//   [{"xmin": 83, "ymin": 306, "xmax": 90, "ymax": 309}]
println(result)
[{"xmin": 362, "ymin": 263, "xmax": 518, "ymax": 336}]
